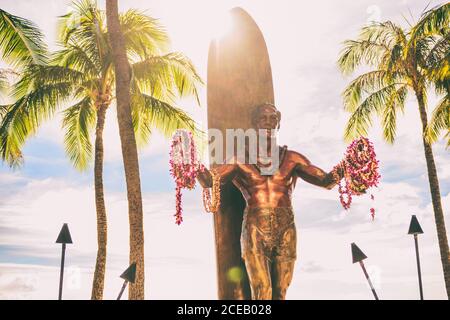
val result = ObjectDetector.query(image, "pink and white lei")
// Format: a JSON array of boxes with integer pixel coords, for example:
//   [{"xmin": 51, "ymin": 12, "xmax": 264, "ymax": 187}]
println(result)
[
  {"xmin": 334, "ymin": 137, "xmax": 381, "ymax": 219},
  {"xmin": 169, "ymin": 129, "xmax": 205, "ymax": 225}
]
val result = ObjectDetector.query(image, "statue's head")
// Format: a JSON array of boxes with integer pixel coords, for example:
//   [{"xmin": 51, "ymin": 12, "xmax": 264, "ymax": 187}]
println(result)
[{"xmin": 251, "ymin": 103, "xmax": 281, "ymax": 131}]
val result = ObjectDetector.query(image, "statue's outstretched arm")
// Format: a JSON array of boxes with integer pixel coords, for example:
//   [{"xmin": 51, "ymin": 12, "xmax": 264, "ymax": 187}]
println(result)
[
  {"xmin": 293, "ymin": 152, "xmax": 344, "ymax": 190},
  {"xmin": 197, "ymin": 164, "xmax": 238, "ymax": 188}
]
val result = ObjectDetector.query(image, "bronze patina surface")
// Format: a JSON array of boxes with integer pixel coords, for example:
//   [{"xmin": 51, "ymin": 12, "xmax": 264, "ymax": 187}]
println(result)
[{"xmin": 199, "ymin": 104, "xmax": 343, "ymax": 299}]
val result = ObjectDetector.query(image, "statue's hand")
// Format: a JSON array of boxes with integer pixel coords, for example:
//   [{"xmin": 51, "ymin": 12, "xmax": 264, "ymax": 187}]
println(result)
[
  {"xmin": 331, "ymin": 161, "xmax": 345, "ymax": 182},
  {"xmin": 197, "ymin": 167, "xmax": 213, "ymax": 189}
]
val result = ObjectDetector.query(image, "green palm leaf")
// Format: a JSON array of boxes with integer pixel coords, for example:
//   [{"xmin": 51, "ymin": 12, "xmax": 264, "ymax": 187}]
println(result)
[
  {"xmin": 338, "ymin": 39, "xmax": 389, "ymax": 75},
  {"xmin": 0, "ymin": 104, "xmax": 7, "ymax": 115},
  {"xmin": 381, "ymin": 85, "xmax": 408, "ymax": 143},
  {"xmin": 342, "ymin": 70, "xmax": 394, "ymax": 111},
  {"xmin": 0, "ymin": 82, "xmax": 72, "ymax": 166},
  {"xmin": 411, "ymin": 3, "xmax": 450, "ymax": 41},
  {"xmin": 131, "ymin": 91, "xmax": 198, "ymax": 146},
  {"xmin": 0, "ymin": 70, "xmax": 9, "ymax": 95},
  {"xmin": 338, "ymin": 22, "xmax": 410, "ymax": 76},
  {"xmin": 120, "ymin": 9, "xmax": 169, "ymax": 60},
  {"xmin": 58, "ymin": 1, "xmax": 107, "ymax": 72},
  {"xmin": 425, "ymin": 95, "xmax": 450, "ymax": 146},
  {"xmin": 132, "ymin": 52, "xmax": 203, "ymax": 104},
  {"xmin": 62, "ymin": 97, "xmax": 96, "ymax": 170},
  {"xmin": 11, "ymin": 64, "xmax": 86, "ymax": 100},
  {"xmin": 52, "ymin": 45, "xmax": 101, "ymax": 76},
  {"xmin": 422, "ymin": 34, "xmax": 449, "ymax": 95},
  {"xmin": 343, "ymin": 83, "xmax": 403, "ymax": 141},
  {"xmin": 0, "ymin": 9, "xmax": 47, "ymax": 68}
]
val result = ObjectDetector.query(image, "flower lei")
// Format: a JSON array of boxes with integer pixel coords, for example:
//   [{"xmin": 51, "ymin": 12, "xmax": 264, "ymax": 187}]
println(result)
[
  {"xmin": 169, "ymin": 129, "xmax": 205, "ymax": 225},
  {"xmin": 333, "ymin": 137, "xmax": 380, "ymax": 219},
  {"xmin": 202, "ymin": 168, "xmax": 221, "ymax": 214}
]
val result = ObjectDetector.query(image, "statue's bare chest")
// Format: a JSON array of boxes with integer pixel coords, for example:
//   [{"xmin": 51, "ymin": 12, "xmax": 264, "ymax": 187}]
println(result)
[{"xmin": 234, "ymin": 156, "xmax": 298, "ymax": 190}]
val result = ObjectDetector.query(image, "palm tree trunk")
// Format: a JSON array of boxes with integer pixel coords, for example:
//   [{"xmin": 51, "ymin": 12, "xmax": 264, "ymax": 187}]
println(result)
[
  {"xmin": 416, "ymin": 90, "xmax": 450, "ymax": 299},
  {"xmin": 91, "ymin": 104, "xmax": 108, "ymax": 300},
  {"xmin": 106, "ymin": 0, "xmax": 145, "ymax": 300}
]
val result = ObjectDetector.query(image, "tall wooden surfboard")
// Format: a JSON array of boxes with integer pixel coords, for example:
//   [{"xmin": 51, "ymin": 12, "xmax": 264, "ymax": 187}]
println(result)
[{"xmin": 207, "ymin": 7, "xmax": 274, "ymax": 299}]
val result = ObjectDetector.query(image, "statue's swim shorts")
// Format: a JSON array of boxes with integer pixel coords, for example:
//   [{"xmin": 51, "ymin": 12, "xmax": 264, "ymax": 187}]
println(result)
[{"xmin": 241, "ymin": 207, "xmax": 297, "ymax": 263}]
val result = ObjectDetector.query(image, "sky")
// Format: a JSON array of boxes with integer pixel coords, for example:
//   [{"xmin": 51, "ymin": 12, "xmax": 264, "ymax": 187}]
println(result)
[{"xmin": 0, "ymin": 0, "xmax": 449, "ymax": 300}]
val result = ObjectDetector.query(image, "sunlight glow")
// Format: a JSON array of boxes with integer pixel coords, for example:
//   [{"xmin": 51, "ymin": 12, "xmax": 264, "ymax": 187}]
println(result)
[{"xmin": 205, "ymin": 8, "xmax": 234, "ymax": 40}]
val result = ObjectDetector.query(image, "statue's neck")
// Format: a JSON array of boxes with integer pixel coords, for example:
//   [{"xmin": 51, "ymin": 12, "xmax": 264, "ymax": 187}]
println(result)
[{"xmin": 257, "ymin": 135, "xmax": 278, "ymax": 157}]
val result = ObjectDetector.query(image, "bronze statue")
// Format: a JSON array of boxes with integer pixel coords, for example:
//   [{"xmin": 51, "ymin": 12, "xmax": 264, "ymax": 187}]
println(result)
[{"xmin": 198, "ymin": 103, "xmax": 344, "ymax": 300}]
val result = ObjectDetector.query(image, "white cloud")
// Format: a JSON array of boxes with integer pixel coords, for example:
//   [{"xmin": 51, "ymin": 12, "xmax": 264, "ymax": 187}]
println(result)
[{"xmin": 0, "ymin": 174, "xmax": 217, "ymax": 299}]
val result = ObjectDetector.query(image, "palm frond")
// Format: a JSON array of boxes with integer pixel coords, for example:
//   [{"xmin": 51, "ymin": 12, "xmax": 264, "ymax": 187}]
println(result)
[
  {"xmin": 0, "ymin": 83, "xmax": 71, "ymax": 166},
  {"xmin": 384, "ymin": 42, "xmax": 406, "ymax": 72},
  {"xmin": 0, "ymin": 9, "xmax": 47, "ymax": 68},
  {"xmin": 120, "ymin": 9, "xmax": 170, "ymax": 61},
  {"xmin": 131, "ymin": 91, "xmax": 198, "ymax": 146},
  {"xmin": 57, "ymin": 0, "xmax": 106, "ymax": 73},
  {"xmin": 342, "ymin": 70, "xmax": 402, "ymax": 111},
  {"xmin": 0, "ymin": 104, "xmax": 9, "ymax": 124},
  {"xmin": 434, "ymin": 76, "xmax": 449, "ymax": 97},
  {"xmin": 168, "ymin": 53, "xmax": 203, "ymax": 104},
  {"xmin": 132, "ymin": 52, "xmax": 203, "ymax": 104},
  {"xmin": 0, "ymin": 70, "xmax": 9, "ymax": 95},
  {"xmin": 343, "ymin": 83, "xmax": 404, "ymax": 141},
  {"xmin": 338, "ymin": 21, "xmax": 408, "ymax": 76},
  {"xmin": 58, "ymin": 0, "xmax": 104, "ymax": 45},
  {"xmin": 362, "ymin": 21, "xmax": 407, "ymax": 48},
  {"xmin": 425, "ymin": 95, "xmax": 450, "ymax": 145},
  {"xmin": 411, "ymin": 3, "xmax": 450, "ymax": 41},
  {"xmin": 0, "ymin": 68, "xmax": 19, "ymax": 97},
  {"xmin": 62, "ymin": 97, "xmax": 95, "ymax": 170},
  {"xmin": 52, "ymin": 45, "xmax": 101, "ymax": 76},
  {"xmin": 421, "ymin": 34, "xmax": 450, "ymax": 95},
  {"xmin": 382, "ymin": 85, "xmax": 408, "ymax": 143},
  {"xmin": 338, "ymin": 39, "xmax": 389, "ymax": 75},
  {"xmin": 11, "ymin": 64, "xmax": 86, "ymax": 99}
]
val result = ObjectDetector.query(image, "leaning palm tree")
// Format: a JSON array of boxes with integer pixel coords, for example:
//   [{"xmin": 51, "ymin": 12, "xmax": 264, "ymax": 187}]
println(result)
[
  {"xmin": 338, "ymin": 4, "xmax": 450, "ymax": 298},
  {"xmin": 0, "ymin": 0, "xmax": 202, "ymax": 299}
]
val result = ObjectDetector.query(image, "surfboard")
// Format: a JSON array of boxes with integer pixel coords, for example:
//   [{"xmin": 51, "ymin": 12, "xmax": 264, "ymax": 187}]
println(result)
[{"xmin": 207, "ymin": 7, "xmax": 274, "ymax": 299}]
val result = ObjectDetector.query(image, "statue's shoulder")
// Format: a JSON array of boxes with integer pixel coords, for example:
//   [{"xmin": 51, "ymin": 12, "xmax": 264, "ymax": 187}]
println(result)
[{"xmin": 285, "ymin": 148, "xmax": 310, "ymax": 165}]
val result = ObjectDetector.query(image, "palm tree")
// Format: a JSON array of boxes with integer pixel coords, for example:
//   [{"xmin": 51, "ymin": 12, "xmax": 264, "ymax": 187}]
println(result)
[
  {"xmin": 338, "ymin": 4, "xmax": 450, "ymax": 298},
  {"xmin": 0, "ymin": 0, "xmax": 202, "ymax": 299},
  {"xmin": 106, "ymin": 0, "xmax": 144, "ymax": 300}
]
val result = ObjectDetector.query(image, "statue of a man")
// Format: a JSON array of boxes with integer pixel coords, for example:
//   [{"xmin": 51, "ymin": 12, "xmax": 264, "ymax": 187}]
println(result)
[{"xmin": 198, "ymin": 103, "xmax": 344, "ymax": 300}]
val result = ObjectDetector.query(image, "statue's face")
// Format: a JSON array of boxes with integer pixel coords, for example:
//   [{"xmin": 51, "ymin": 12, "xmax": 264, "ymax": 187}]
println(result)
[{"xmin": 254, "ymin": 105, "xmax": 280, "ymax": 131}]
